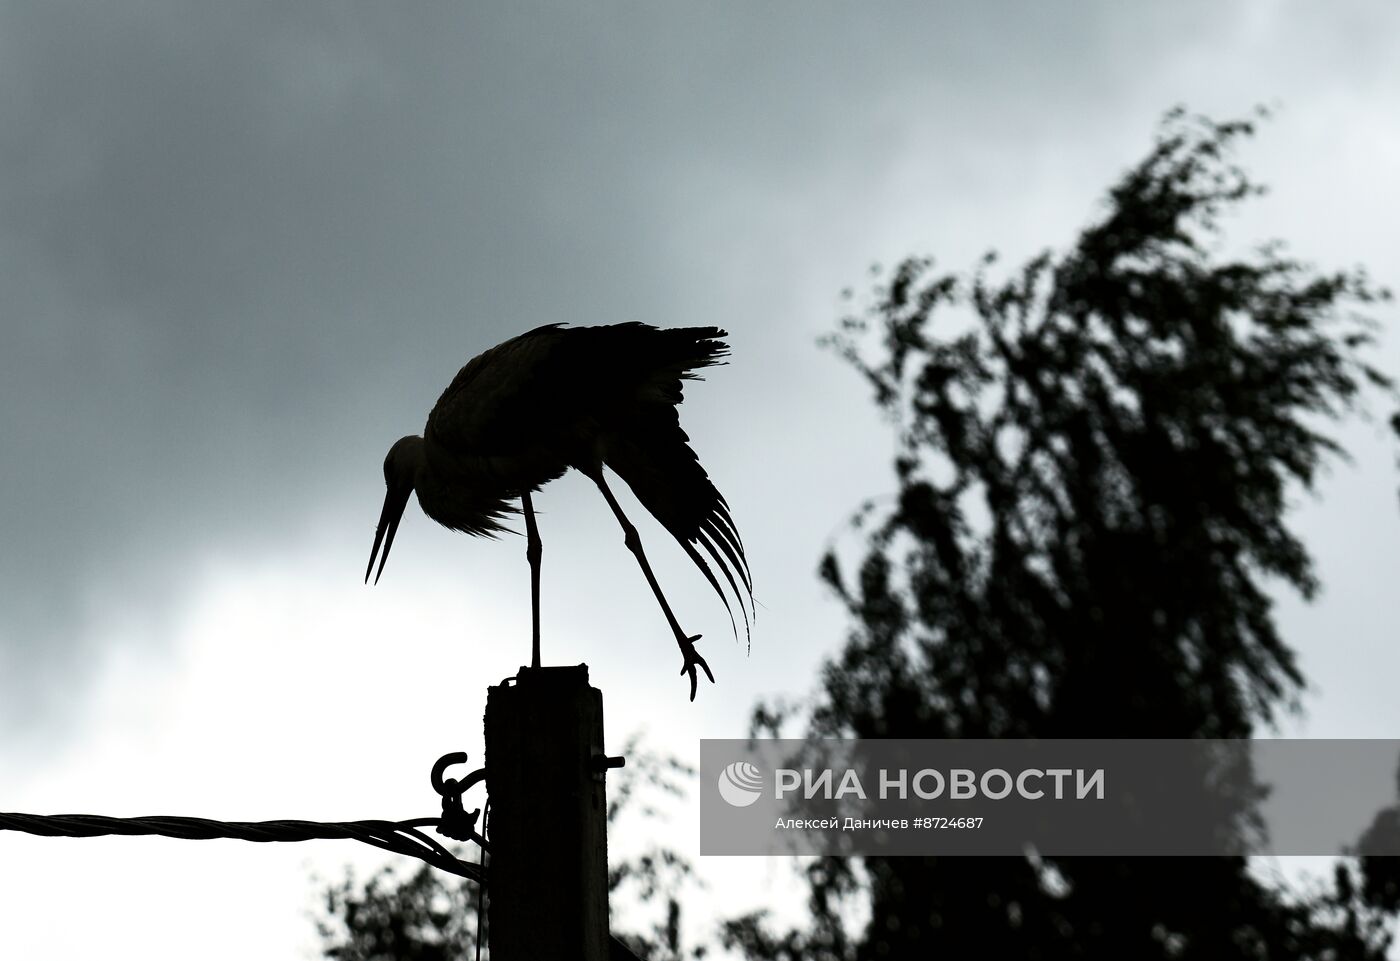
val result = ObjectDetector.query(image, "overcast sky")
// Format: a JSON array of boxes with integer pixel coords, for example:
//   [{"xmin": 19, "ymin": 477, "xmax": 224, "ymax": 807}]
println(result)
[{"xmin": 2, "ymin": 2, "xmax": 1399, "ymax": 957}]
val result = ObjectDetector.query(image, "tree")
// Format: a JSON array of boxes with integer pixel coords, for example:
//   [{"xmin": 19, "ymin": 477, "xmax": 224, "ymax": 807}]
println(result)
[{"xmin": 728, "ymin": 108, "xmax": 1400, "ymax": 959}]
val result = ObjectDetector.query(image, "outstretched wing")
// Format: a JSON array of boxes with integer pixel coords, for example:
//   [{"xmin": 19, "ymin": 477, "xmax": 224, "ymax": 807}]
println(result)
[{"xmin": 599, "ymin": 327, "xmax": 752, "ymax": 643}]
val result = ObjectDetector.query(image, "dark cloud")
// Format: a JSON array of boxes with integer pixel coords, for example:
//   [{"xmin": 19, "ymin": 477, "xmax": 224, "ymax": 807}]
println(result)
[{"xmin": 3, "ymin": 1, "xmax": 1397, "ymax": 745}]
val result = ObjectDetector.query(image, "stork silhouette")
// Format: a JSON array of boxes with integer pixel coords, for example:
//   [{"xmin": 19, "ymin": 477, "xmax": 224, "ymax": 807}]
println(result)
[{"xmin": 366, "ymin": 323, "xmax": 750, "ymax": 700}]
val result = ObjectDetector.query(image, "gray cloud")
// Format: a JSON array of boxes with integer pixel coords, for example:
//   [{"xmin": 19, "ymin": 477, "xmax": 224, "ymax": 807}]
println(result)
[{"xmin": 2, "ymin": 1, "xmax": 1398, "ymax": 747}]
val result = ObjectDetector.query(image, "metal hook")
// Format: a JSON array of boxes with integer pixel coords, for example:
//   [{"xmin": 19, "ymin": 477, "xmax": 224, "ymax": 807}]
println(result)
[
  {"xmin": 432, "ymin": 752, "xmax": 469, "ymax": 795},
  {"xmin": 430, "ymin": 752, "xmax": 488, "ymax": 845}
]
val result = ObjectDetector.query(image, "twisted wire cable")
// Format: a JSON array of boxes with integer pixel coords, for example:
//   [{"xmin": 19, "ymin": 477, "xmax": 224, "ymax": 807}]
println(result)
[
  {"xmin": 1, "ymin": 754, "xmax": 489, "ymax": 883},
  {"xmin": 0, "ymin": 811, "xmax": 486, "ymax": 883}
]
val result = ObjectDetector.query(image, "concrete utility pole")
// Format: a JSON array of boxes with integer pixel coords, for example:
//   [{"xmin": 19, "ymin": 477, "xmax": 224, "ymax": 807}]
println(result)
[{"xmin": 485, "ymin": 665, "xmax": 618, "ymax": 961}]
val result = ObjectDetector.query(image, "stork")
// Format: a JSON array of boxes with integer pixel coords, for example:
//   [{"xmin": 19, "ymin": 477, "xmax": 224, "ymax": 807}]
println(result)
[{"xmin": 365, "ymin": 323, "xmax": 751, "ymax": 700}]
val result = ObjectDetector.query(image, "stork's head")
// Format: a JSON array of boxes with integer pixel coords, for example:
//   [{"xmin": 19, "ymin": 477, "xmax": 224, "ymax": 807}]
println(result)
[{"xmin": 366, "ymin": 435, "xmax": 425, "ymax": 584}]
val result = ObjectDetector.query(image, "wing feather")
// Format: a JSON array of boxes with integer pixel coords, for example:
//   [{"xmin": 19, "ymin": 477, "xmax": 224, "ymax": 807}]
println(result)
[
  {"xmin": 680, "ymin": 537, "xmax": 740, "ymax": 640},
  {"xmin": 702, "ymin": 516, "xmax": 751, "ymax": 593},
  {"xmin": 696, "ymin": 526, "xmax": 750, "ymax": 644}
]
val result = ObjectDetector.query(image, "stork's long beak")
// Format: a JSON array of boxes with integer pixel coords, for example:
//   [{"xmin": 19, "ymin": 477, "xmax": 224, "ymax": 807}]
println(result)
[{"xmin": 366, "ymin": 481, "xmax": 412, "ymax": 585}]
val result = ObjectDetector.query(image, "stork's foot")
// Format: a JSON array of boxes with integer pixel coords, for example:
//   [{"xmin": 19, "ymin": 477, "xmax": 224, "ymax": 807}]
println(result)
[{"xmin": 678, "ymin": 634, "xmax": 714, "ymax": 702}]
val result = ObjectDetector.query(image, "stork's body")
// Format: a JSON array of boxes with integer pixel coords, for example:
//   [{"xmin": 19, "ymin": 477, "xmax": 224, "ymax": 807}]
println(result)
[{"xmin": 366, "ymin": 323, "xmax": 751, "ymax": 699}]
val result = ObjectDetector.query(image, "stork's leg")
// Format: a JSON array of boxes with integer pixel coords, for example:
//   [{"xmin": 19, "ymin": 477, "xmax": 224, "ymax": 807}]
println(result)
[
  {"xmin": 522, "ymin": 491, "xmax": 542, "ymax": 669},
  {"xmin": 591, "ymin": 471, "xmax": 714, "ymax": 700}
]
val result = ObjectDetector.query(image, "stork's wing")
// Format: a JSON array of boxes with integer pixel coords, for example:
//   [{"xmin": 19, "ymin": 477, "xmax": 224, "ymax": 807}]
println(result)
[
  {"xmin": 604, "ymin": 403, "xmax": 753, "ymax": 646},
  {"xmin": 586, "ymin": 325, "xmax": 750, "ymax": 641}
]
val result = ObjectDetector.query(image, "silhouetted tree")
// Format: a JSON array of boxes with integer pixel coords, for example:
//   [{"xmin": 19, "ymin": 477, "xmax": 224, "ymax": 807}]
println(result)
[
  {"xmin": 319, "ymin": 861, "xmax": 479, "ymax": 961},
  {"xmin": 727, "ymin": 108, "xmax": 1400, "ymax": 960}
]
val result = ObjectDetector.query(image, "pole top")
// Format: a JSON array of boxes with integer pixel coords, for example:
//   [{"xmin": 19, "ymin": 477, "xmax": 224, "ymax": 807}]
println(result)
[{"xmin": 500, "ymin": 663, "xmax": 591, "ymax": 690}]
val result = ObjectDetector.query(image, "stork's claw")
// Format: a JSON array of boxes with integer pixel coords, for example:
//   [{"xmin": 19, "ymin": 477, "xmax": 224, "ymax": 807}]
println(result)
[{"xmin": 679, "ymin": 634, "xmax": 714, "ymax": 701}]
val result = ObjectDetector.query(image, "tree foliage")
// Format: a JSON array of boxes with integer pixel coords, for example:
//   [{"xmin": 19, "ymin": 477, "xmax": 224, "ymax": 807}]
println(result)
[{"xmin": 734, "ymin": 107, "xmax": 1400, "ymax": 959}]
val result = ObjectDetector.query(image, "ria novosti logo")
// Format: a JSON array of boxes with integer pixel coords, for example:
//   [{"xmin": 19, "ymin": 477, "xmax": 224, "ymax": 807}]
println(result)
[{"xmin": 717, "ymin": 761, "xmax": 764, "ymax": 807}]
